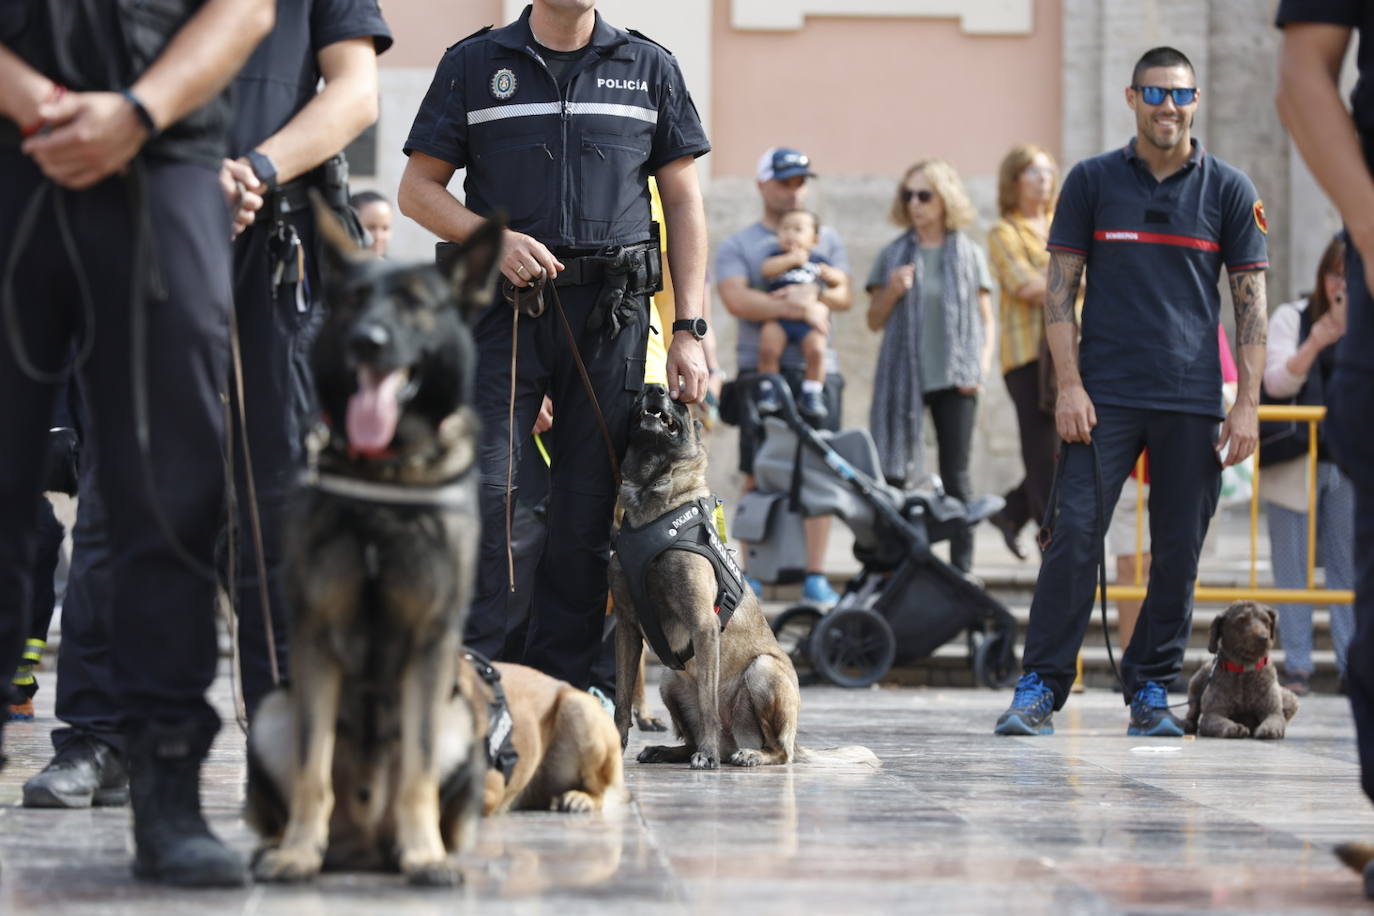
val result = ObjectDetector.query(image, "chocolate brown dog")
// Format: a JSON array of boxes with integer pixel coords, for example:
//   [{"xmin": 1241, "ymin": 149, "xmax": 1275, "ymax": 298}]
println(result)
[{"xmin": 1185, "ymin": 600, "xmax": 1300, "ymax": 739}]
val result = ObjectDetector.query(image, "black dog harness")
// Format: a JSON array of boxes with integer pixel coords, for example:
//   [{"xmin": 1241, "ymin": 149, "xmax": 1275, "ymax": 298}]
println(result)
[
  {"xmin": 463, "ymin": 650, "xmax": 518, "ymax": 784},
  {"xmin": 615, "ymin": 497, "xmax": 746, "ymax": 670}
]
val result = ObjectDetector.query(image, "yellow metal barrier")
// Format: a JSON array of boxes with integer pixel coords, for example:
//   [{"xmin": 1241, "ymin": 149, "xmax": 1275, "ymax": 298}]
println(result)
[{"xmin": 1102, "ymin": 404, "xmax": 1348, "ymax": 606}]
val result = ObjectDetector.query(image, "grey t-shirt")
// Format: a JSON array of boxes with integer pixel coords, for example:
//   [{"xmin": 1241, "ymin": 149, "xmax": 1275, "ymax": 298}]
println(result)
[
  {"xmin": 715, "ymin": 221, "xmax": 851, "ymax": 373},
  {"xmin": 866, "ymin": 240, "xmax": 992, "ymax": 393}
]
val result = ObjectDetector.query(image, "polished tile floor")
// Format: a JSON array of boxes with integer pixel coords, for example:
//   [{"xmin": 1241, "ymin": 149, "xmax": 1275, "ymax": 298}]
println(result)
[{"xmin": 0, "ymin": 672, "xmax": 1371, "ymax": 914}]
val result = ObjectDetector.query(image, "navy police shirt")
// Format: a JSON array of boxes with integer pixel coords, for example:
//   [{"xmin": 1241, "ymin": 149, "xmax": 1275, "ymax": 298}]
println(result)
[
  {"xmin": 404, "ymin": 5, "xmax": 710, "ymax": 250},
  {"xmin": 1048, "ymin": 139, "xmax": 1268, "ymax": 418},
  {"xmin": 229, "ymin": 0, "xmax": 391, "ymax": 157}
]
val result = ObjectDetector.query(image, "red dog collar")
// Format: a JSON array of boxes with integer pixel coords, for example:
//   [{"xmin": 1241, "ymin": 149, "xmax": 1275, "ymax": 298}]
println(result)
[{"xmin": 1220, "ymin": 656, "xmax": 1268, "ymax": 674}]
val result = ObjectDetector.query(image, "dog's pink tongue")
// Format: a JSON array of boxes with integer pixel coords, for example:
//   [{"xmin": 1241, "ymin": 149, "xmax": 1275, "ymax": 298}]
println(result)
[{"xmin": 346, "ymin": 367, "xmax": 407, "ymax": 455}]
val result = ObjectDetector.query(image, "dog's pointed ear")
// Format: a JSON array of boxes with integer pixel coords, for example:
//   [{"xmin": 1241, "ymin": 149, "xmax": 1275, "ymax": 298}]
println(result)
[
  {"xmin": 311, "ymin": 190, "xmax": 369, "ymax": 289},
  {"xmin": 1208, "ymin": 612, "xmax": 1224, "ymax": 655},
  {"xmin": 447, "ymin": 217, "xmax": 505, "ymax": 322}
]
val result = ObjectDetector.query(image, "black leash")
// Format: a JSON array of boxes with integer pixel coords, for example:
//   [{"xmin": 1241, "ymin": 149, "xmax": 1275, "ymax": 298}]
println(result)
[{"xmin": 498, "ymin": 273, "xmax": 622, "ymax": 592}]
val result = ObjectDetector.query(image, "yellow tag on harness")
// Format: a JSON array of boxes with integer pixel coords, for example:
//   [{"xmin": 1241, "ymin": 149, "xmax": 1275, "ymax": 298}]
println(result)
[{"xmin": 713, "ymin": 499, "xmax": 728, "ymax": 542}]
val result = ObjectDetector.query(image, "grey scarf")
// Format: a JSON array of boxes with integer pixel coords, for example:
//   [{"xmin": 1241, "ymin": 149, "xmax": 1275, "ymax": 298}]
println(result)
[{"xmin": 869, "ymin": 230, "xmax": 984, "ymax": 486}]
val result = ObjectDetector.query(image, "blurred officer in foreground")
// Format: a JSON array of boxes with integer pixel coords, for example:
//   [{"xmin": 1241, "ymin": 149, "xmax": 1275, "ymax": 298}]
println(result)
[{"xmin": 0, "ymin": 0, "xmax": 273, "ymax": 887}]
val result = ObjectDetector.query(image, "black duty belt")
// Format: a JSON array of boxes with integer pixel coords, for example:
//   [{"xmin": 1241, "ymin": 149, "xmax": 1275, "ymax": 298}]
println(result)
[
  {"xmin": 614, "ymin": 497, "xmax": 746, "ymax": 670},
  {"xmin": 463, "ymin": 649, "xmax": 519, "ymax": 784}
]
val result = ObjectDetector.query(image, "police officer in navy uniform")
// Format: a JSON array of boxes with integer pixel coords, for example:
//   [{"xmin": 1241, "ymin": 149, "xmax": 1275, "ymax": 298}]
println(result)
[
  {"xmin": 224, "ymin": 0, "xmax": 391, "ymax": 719},
  {"xmin": 1277, "ymin": 1, "xmax": 1374, "ymax": 897},
  {"xmin": 0, "ymin": 0, "xmax": 273, "ymax": 886},
  {"xmin": 399, "ymin": 0, "xmax": 711, "ymax": 688},
  {"xmin": 16, "ymin": 1, "xmax": 393, "ymax": 819}
]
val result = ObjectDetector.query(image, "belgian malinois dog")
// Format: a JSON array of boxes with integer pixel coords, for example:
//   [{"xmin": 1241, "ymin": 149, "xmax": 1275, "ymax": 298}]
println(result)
[
  {"xmin": 245, "ymin": 208, "xmax": 500, "ymax": 885},
  {"xmin": 609, "ymin": 385, "xmax": 798, "ymax": 767},
  {"xmin": 459, "ymin": 656, "xmax": 624, "ymax": 814}
]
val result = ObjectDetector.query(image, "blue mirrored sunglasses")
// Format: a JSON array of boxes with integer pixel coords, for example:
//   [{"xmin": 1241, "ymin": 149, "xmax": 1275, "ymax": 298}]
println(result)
[{"xmin": 1133, "ymin": 85, "xmax": 1198, "ymax": 106}]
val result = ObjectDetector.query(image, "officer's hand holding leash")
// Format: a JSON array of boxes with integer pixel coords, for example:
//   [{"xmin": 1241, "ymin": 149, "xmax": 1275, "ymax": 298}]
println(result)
[
  {"xmin": 666, "ymin": 326, "xmax": 707, "ymax": 404},
  {"xmin": 502, "ymin": 228, "xmax": 564, "ymax": 287},
  {"xmin": 21, "ymin": 90, "xmax": 159, "ymax": 190},
  {"xmin": 219, "ymin": 158, "xmax": 266, "ymax": 240},
  {"xmin": 1056, "ymin": 383, "xmax": 1098, "ymax": 444}
]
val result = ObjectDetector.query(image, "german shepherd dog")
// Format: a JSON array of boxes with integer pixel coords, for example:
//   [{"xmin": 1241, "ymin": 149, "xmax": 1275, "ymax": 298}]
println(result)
[{"xmin": 245, "ymin": 209, "xmax": 501, "ymax": 885}]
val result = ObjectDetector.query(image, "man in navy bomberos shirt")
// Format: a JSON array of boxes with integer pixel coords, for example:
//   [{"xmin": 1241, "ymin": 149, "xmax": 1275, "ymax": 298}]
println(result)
[
  {"xmin": 1278, "ymin": 0, "xmax": 1374, "ymax": 896},
  {"xmin": 994, "ymin": 46, "xmax": 1269, "ymax": 739}
]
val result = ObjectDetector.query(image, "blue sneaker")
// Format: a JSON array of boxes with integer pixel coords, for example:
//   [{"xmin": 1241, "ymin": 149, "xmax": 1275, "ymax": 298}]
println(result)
[
  {"xmin": 994, "ymin": 672, "xmax": 1055, "ymax": 735},
  {"xmin": 802, "ymin": 573, "xmax": 840, "ymax": 606},
  {"xmin": 754, "ymin": 379, "xmax": 782, "ymax": 415},
  {"xmin": 1127, "ymin": 681, "xmax": 1185, "ymax": 736}
]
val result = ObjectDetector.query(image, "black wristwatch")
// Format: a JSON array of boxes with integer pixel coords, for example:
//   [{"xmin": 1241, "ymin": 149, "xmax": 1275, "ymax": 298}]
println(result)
[
  {"xmin": 245, "ymin": 149, "xmax": 279, "ymax": 190},
  {"xmin": 672, "ymin": 317, "xmax": 708, "ymax": 340}
]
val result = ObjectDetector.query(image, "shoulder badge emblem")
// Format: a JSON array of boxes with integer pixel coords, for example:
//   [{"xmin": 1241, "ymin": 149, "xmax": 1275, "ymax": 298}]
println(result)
[
  {"xmin": 490, "ymin": 68, "xmax": 518, "ymax": 100},
  {"xmin": 1253, "ymin": 200, "xmax": 1267, "ymax": 235}
]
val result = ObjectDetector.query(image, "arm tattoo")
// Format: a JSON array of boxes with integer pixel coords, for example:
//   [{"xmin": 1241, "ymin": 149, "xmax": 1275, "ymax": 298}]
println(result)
[
  {"xmin": 1045, "ymin": 251, "xmax": 1086, "ymax": 325},
  {"xmin": 1229, "ymin": 270, "xmax": 1268, "ymax": 346}
]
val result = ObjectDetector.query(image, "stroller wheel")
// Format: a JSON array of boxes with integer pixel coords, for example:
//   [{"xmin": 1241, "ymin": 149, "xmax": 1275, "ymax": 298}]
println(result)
[
  {"xmin": 972, "ymin": 628, "xmax": 1018, "ymax": 689},
  {"xmin": 808, "ymin": 608, "xmax": 896, "ymax": 689}
]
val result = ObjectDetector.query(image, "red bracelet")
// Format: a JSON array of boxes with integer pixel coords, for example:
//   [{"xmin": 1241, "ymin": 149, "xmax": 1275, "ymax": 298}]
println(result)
[{"xmin": 19, "ymin": 83, "xmax": 67, "ymax": 138}]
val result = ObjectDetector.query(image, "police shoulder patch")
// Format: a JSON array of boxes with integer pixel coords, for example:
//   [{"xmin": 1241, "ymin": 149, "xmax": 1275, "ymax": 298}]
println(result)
[
  {"xmin": 627, "ymin": 28, "xmax": 674, "ymax": 55},
  {"xmin": 446, "ymin": 25, "xmax": 492, "ymax": 52},
  {"xmin": 1253, "ymin": 200, "xmax": 1268, "ymax": 235}
]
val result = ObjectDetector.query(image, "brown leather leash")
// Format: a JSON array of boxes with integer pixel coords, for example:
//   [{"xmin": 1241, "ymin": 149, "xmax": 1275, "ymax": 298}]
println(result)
[{"xmin": 501, "ymin": 272, "xmax": 621, "ymax": 591}]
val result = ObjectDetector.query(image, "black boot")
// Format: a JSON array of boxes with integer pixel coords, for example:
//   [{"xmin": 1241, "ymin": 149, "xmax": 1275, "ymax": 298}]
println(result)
[
  {"xmin": 23, "ymin": 735, "xmax": 128, "ymax": 808},
  {"xmin": 127, "ymin": 712, "xmax": 248, "ymax": 887}
]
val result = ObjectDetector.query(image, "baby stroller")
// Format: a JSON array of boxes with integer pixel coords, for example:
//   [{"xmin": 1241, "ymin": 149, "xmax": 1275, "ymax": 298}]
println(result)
[{"xmin": 732, "ymin": 375, "xmax": 1018, "ymax": 689}]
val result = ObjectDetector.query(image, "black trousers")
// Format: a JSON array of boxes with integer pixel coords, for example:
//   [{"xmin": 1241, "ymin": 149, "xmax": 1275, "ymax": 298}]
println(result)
[
  {"xmin": 1021, "ymin": 405, "xmax": 1220, "ymax": 708},
  {"xmin": 464, "ymin": 284, "xmax": 648, "ymax": 689},
  {"xmin": 52, "ymin": 444, "xmax": 122, "ymax": 753},
  {"xmin": 0, "ymin": 152, "xmax": 230, "ymax": 730},
  {"xmin": 921, "ymin": 387, "xmax": 978, "ymax": 572},
  {"xmin": 227, "ymin": 211, "xmax": 321, "ymax": 715},
  {"xmin": 1329, "ymin": 237, "xmax": 1374, "ymax": 807},
  {"xmin": 1001, "ymin": 360, "xmax": 1059, "ymax": 533}
]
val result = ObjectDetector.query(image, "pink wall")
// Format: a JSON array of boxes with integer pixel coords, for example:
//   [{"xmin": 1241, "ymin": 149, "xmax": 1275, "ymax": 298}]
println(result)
[
  {"xmin": 708, "ymin": 1, "xmax": 1063, "ymax": 179},
  {"xmin": 381, "ymin": 0, "xmax": 504, "ymax": 68}
]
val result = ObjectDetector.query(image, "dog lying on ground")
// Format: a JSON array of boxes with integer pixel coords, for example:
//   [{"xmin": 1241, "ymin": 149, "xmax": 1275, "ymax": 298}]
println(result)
[
  {"xmin": 610, "ymin": 384, "xmax": 876, "ymax": 769},
  {"xmin": 245, "ymin": 208, "xmax": 501, "ymax": 885},
  {"xmin": 460, "ymin": 654, "xmax": 624, "ymax": 814},
  {"xmin": 1185, "ymin": 600, "xmax": 1300, "ymax": 739}
]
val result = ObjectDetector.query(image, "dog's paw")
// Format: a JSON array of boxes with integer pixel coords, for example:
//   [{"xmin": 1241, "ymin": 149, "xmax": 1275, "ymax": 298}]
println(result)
[
  {"xmin": 551, "ymin": 790, "xmax": 597, "ymax": 813},
  {"xmin": 1253, "ymin": 721, "xmax": 1286, "ymax": 740},
  {"xmin": 637, "ymin": 744, "xmax": 682, "ymax": 764},
  {"xmin": 404, "ymin": 859, "xmax": 462, "ymax": 887},
  {"xmin": 689, "ymin": 751, "xmax": 719, "ymax": 770},
  {"xmin": 253, "ymin": 844, "xmax": 324, "ymax": 883},
  {"xmin": 729, "ymin": 749, "xmax": 763, "ymax": 767},
  {"xmin": 635, "ymin": 712, "xmax": 669, "ymax": 732},
  {"xmin": 1221, "ymin": 723, "xmax": 1251, "ymax": 739}
]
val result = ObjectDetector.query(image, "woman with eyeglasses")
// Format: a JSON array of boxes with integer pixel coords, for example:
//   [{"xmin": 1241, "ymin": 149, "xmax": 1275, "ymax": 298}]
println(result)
[
  {"xmin": 984, "ymin": 145, "xmax": 1065, "ymax": 561},
  {"xmin": 1260, "ymin": 235, "xmax": 1356, "ymax": 696},
  {"xmin": 866, "ymin": 159, "xmax": 994, "ymax": 572}
]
